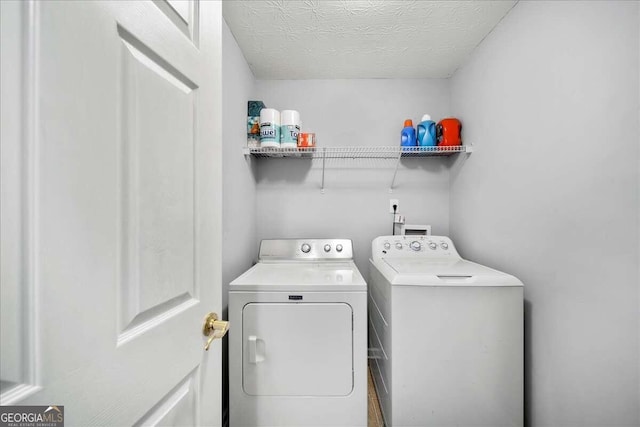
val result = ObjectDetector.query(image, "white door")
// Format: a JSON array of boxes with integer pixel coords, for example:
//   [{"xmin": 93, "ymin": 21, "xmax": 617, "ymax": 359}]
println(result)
[{"xmin": 0, "ymin": 0, "xmax": 223, "ymax": 425}]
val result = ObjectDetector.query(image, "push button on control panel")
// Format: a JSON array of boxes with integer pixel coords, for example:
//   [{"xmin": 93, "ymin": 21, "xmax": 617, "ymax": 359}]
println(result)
[
  {"xmin": 301, "ymin": 243, "xmax": 311, "ymax": 253},
  {"xmin": 440, "ymin": 242, "xmax": 449, "ymax": 250},
  {"xmin": 336, "ymin": 244, "xmax": 343, "ymax": 252},
  {"xmin": 428, "ymin": 242, "xmax": 437, "ymax": 250},
  {"xmin": 324, "ymin": 244, "xmax": 332, "ymax": 252},
  {"xmin": 383, "ymin": 242, "xmax": 391, "ymax": 250},
  {"xmin": 395, "ymin": 243, "xmax": 403, "ymax": 250}
]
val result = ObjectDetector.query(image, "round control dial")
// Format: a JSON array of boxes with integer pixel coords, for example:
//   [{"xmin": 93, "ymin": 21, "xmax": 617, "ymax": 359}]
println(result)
[
  {"xmin": 336, "ymin": 244, "xmax": 343, "ymax": 252},
  {"xmin": 383, "ymin": 242, "xmax": 391, "ymax": 250},
  {"xmin": 410, "ymin": 241, "xmax": 421, "ymax": 251},
  {"xmin": 395, "ymin": 243, "xmax": 403, "ymax": 250},
  {"xmin": 324, "ymin": 244, "xmax": 331, "ymax": 252},
  {"xmin": 301, "ymin": 243, "xmax": 311, "ymax": 253},
  {"xmin": 428, "ymin": 242, "xmax": 437, "ymax": 250},
  {"xmin": 440, "ymin": 242, "xmax": 449, "ymax": 250}
]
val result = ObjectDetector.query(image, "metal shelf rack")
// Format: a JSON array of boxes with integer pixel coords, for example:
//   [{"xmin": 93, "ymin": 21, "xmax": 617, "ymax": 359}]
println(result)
[{"xmin": 243, "ymin": 145, "xmax": 473, "ymax": 192}]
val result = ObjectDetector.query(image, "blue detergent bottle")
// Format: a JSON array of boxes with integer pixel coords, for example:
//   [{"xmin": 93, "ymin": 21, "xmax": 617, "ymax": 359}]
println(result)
[
  {"xmin": 417, "ymin": 114, "xmax": 437, "ymax": 147},
  {"xmin": 400, "ymin": 119, "xmax": 416, "ymax": 147}
]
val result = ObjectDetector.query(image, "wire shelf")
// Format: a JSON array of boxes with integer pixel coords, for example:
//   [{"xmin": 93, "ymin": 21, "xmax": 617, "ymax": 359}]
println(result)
[
  {"xmin": 243, "ymin": 145, "xmax": 471, "ymax": 159},
  {"xmin": 243, "ymin": 145, "xmax": 473, "ymax": 193}
]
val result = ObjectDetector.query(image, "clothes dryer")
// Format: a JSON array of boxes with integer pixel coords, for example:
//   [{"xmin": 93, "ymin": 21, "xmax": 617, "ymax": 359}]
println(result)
[
  {"xmin": 369, "ymin": 235, "xmax": 523, "ymax": 427},
  {"xmin": 229, "ymin": 239, "xmax": 367, "ymax": 427}
]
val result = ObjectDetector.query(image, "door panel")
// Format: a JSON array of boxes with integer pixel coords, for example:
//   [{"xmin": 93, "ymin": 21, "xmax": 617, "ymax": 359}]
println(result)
[
  {"xmin": 0, "ymin": 0, "xmax": 22, "ymax": 389},
  {"xmin": 0, "ymin": 1, "xmax": 222, "ymax": 425},
  {"xmin": 242, "ymin": 303, "xmax": 353, "ymax": 396},
  {"xmin": 118, "ymin": 24, "xmax": 198, "ymax": 340},
  {"xmin": 152, "ymin": 0, "xmax": 199, "ymax": 45},
  {"xmin": 133, "ymin": 368, "xmax": 199, "ymax": 426},
  {"xmin": 0, "ymin": 0, "xmax": 39, "ymax": 400}
]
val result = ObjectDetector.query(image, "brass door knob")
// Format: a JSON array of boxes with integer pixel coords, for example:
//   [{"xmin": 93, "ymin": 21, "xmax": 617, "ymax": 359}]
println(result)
[{"xmin": 203, "ymin": 312, "xmax": 229, "ymax": 351}]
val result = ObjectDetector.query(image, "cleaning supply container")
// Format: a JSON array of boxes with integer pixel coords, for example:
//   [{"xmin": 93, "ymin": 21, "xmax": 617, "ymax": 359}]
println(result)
[
  {"xmin": 417, "ymin": 114, "xmax": 437, "ymax": 147},
  {"xmin": 247, "ymin": 101, "xmax": 266, "ymax": 148},
  {"xmin": 298, "ymin": 133, "xmax": 316, "ymax": 148},
  {"xmin": 400, "ymin": 119, "xmax": 416, "ymax": 147},
  {"xmin": 260, "ymin": 108, "xmax": 280, "ymax": 148},
  {"xmin": 280, "ymin": 110, "xmax": 301, "ymax": 149},
  {"xmin": 437, "ymin": 118, "xmax": 462, "ymax": 146}
]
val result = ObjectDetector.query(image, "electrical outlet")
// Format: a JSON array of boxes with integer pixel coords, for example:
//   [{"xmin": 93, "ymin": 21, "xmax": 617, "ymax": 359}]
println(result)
[{"xmin": 389, "ymin": 199, "xmax": 399, "ymax": 214}]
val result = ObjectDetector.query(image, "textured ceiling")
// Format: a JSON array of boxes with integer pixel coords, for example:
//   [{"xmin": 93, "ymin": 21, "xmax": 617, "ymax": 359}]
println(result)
[{"xmin": 222, "ymin": 0, "xmax": 517, "ymax": 79}]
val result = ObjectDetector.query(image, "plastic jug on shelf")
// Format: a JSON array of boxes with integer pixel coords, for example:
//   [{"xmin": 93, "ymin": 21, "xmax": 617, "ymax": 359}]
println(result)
[
  {"xmin": 437, "ymin": 118, "xmax": 462, "ymax": 146},
  {"xmin": 400, "ymin": 119, "xmax": 416, "ymax": 147},
  {"xmin": 417, "ymin": 114, "xmax": 437, "ymax": 147}
]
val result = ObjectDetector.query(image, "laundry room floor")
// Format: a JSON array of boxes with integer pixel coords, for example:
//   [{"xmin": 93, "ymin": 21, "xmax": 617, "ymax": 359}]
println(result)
[{"xmin": 368, "ymin": 367, "xmax": 384, "ymax": 427}]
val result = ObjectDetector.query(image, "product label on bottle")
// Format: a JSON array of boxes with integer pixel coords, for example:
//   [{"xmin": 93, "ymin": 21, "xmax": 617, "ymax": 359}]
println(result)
[
  {"xmin": 260, "ymin": 122, "xmax": 280, "ymax": 142},
  {"xmin": 417, "ymin": 122, "xmax": 437, "ymax": 147},
  {"xmin": 248, "ymin": 116, "xmax": 260, "ymax": 135},
  {"xmin": 280, "ymin": 124, "xmax": 300, "ymax": 145}
]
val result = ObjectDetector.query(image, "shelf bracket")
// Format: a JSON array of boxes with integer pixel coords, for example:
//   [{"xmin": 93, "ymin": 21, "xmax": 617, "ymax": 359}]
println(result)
[
  {"xmin": 389, "ymin": 149, "xmax": 403, "ymax": 192},
  {"xmin": 321, "ymin": 147, "xmax": 326, "ymax": 193}
]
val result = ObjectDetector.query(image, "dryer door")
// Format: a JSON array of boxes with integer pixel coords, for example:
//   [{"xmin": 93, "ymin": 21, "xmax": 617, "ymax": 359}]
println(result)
[{"xmin": 242, "ymin": 303, "xmax": 353, "ymax": 396}]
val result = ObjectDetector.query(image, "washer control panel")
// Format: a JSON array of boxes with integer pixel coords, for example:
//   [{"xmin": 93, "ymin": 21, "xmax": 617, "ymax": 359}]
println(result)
[
  {"xmin": 259, "ymin": 239, "xmax": 353, "ymax": 261},
  {"xmin": 372, "ymin": 235, "xmax": 459, "ymax": 260}
]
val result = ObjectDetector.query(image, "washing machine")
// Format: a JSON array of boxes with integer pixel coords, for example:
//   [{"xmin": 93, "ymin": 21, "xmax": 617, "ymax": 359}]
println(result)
[
  {"xmin": 368, "ymin": 235, "xmax": 523, "ymax": 427},
  {"xmin": 229, "ymin": 239, "xmax": 367, "ymax": 427}
]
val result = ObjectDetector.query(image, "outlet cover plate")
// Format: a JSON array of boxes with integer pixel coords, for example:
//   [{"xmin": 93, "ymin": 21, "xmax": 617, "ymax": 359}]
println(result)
[{"xmin": 389, "ymin": 199, "xmax": 399, "ymax": 214}]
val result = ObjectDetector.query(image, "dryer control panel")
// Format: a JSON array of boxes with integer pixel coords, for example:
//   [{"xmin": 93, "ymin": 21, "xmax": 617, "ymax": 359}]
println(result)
[
  {"xmin": 371, "ymin": 235, "xmax": 460, "ymax": 261},
  {"xmin": 259, "ymin": 239, "xmax": 353, "ymax": 261}
]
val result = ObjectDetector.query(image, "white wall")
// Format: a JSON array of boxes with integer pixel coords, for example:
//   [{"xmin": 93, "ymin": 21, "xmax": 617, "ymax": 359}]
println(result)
[
  {"xmin": 221, "ymin": 19, "xmax": 257, "ymax": 425},
  {"xmin": 253, "ymin": 79, "xmax": 451, "ymax": 275},
  {"xmin": 450, "ymin": 1, "xmax": 640, "ymax": 426},
  {"xmin": 222, "ymin": 20, "xmax": 257, "ymax": 309}
]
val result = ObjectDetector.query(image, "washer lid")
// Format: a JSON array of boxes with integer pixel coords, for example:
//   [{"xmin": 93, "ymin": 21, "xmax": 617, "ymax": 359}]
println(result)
[
  {"xmin": 230, "ymin": 261, "xmax": 366, "ymax": 292},
  {"xmin": 378, "ymin": 258, "xmax": 523, "ymax": 287}
]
